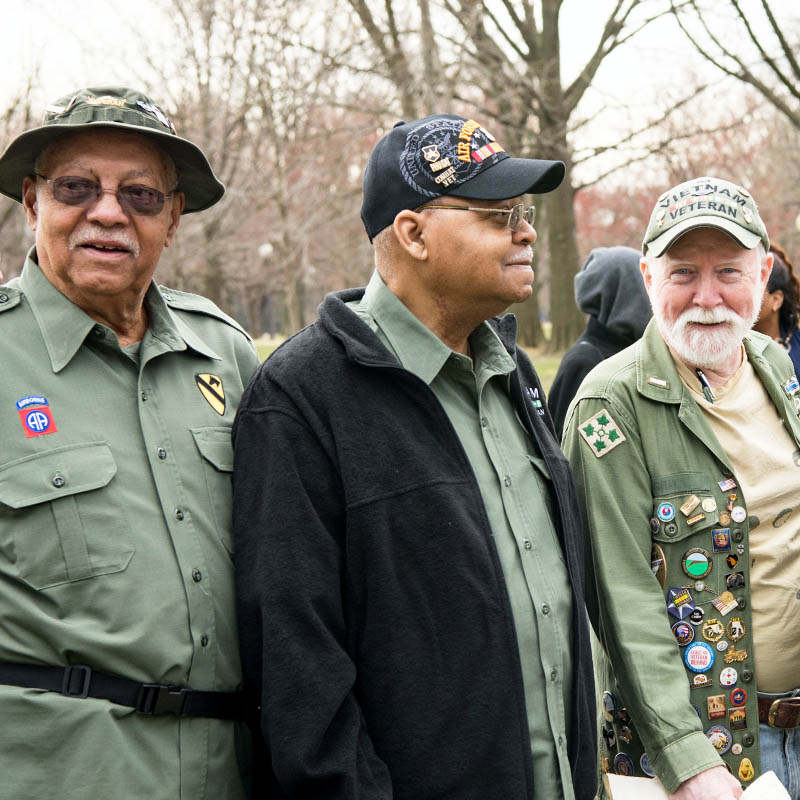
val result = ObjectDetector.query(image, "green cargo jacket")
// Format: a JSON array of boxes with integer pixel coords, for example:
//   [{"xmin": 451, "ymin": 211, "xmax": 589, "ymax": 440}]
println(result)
[{"xmin": 563, "ymin": 319, "xmax": 800, "ymax": 793}]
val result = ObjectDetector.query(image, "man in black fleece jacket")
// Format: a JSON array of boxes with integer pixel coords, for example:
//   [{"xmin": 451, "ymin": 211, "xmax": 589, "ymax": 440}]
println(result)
[{"xmin": 232, "ymin": 114, "xmax": 596, "ymax": 799}]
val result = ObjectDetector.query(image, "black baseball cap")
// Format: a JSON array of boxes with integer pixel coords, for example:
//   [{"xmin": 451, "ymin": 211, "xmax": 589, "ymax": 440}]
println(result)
[
  {"xmin": 361, "ymin": 114, "xmax": 565, "ymax": 240},
  {"xmin": 0, "ymin": 87, "xmax": 224, "ymax": 213}
]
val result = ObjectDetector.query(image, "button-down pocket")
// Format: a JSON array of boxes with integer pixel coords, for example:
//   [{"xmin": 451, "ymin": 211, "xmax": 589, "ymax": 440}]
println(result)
[
  {"xmin": 651, "ymin": 472, "xmax": 719, "ymax": 544},
  {"xmin": 191, "ymin": 426, "xmax": 234, "ymax": 555},
  {"xmin": 0, "ymin": 442, "xmax": 134, "ymax": 589}
]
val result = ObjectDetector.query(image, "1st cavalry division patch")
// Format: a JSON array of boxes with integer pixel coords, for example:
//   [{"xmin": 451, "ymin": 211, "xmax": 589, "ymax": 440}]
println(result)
[
  {"xmin": 578, "ymin": 408, "xmax": 626, "ymax": 458},
  {"xmin": 195, "ymin": 373, "xmax": 225, "ymax": 415}
]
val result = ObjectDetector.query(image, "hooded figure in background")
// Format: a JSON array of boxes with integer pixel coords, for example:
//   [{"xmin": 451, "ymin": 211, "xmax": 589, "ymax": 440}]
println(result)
[{"xmin": 549, "ymin": 246, "xmax": 651, "ymax": 439}]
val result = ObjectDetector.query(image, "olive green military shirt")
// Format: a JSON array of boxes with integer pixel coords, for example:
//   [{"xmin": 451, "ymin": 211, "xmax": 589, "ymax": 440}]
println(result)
[
  {"xmin": 350, "ymin": 271, "xmax": 575, "ymax": 799},
  {"xmin": 563, "ymin": 320, "xmax": 800, "ymax": 792},
  {"xmin": 0, "ymin": 252, "xmax": 259, "ymax": 800}
]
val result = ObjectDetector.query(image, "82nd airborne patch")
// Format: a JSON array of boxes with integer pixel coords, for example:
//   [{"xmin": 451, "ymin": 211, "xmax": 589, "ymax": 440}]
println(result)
[{"xmin": 578, "ymin": 408, "xmax": 626, "ymax": 458}]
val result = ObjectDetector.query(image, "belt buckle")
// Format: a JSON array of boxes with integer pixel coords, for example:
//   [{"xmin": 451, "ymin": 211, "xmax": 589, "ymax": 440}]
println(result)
[
  {"xmin": 62, "ymin": 664, "xmax": 92, "ymax": 698},
  {"xmin": 136, "ymin": 683, "xmax": 189, "ymax": 716},
  {"xmin": 768, "ymin": 697, "xmax": 800, "ymax": 728}
]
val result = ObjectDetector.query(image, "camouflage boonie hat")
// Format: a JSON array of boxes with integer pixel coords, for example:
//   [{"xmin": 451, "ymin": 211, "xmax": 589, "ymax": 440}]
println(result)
[
  {"xmin": 0, "ymin": 86, "xmax": 224, "ymax": 213},
  {"xmin": 642, "ymin": 176, "xmax": 769, "ymax": 257}
]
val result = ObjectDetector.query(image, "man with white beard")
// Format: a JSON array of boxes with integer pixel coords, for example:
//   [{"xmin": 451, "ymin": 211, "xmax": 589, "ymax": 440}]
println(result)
[{"xmin": 563, "ymin": 177, "xmax": 800, "ymax": 800}]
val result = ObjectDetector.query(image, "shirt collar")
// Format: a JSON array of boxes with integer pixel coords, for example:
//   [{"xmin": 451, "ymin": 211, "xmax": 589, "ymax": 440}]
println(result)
[
  {"xmin": 21, "ymin": 248, "xmax": 219, "ymax": 372},
  {"xmin": 358, "ymin": 270, "xmax": 514, "ymax": 384}
]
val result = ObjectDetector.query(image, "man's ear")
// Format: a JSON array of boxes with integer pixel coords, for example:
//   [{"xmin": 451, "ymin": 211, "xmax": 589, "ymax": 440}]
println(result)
[
  {"xmin": 164, "ymin": 192, "xmax": 185, "ymax": 247},
  {"xmin": 21, "ymin": 175, "xmax": 39, "ymax": 232},
  {"xmin": 760, "ymin": 251, "xmax": 774, "ymax": 289},
  {"xmin": 392, "ymin": 210, "xmax": 428, "ymax": 262},
  {"xmin": 640, "ymin": 256, "xmax": 652, "ymax": 292}
]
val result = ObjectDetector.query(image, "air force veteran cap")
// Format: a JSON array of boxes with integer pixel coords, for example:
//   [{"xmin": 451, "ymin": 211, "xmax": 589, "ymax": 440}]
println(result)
[
  {"xmin": 0, "ymin": 86, "xmax": 224, "ymax": 213},
  {"xmin": 642, "ymin": 176, "xmax": 769, "ymax": 257},
  {"xmin": 361, "ymin": 114, "xmax": 565, "ymax": 240}
]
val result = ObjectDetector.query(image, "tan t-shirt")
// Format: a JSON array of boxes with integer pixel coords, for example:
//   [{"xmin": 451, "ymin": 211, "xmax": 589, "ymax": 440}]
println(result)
[{"xmin": 675, "ymin": 352, "xmax": 800, "ymax": 692}]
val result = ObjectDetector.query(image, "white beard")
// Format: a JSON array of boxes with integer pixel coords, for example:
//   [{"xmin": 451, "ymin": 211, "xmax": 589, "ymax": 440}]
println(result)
[{"xmin": 653, "ymin": 301, "xmax": 759, "ymax": 370}]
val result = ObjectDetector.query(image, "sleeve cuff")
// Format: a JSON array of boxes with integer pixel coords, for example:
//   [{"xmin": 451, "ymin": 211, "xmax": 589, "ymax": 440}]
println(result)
[{"xmin": 650, "ymin": 731, "xmax": 725, "ymax": 793}]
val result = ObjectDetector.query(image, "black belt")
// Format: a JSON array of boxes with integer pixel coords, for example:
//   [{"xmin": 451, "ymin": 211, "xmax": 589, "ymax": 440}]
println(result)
[{"xmin": 0, "ymin": 662, "xmax": 244, "ymax": 720}]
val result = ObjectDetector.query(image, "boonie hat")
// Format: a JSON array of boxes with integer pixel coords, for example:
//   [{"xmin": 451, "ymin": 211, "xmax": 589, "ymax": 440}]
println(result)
[
  {"xmin": 0, "ymin": 86, "xmax": 224, "ymax": 213},
  {"xmin": 361, "ymin": 113, "xmax": 565, "ymax": 240},
  {"xmin": 642, "ymin": 176, "xmax": 769, "ymax": 257}
]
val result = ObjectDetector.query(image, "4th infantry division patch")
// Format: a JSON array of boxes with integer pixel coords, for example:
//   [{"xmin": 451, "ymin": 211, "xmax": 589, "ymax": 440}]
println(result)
[{"xmin": 578, "ymin": 408, "xmax": 626, "ymax": 458}]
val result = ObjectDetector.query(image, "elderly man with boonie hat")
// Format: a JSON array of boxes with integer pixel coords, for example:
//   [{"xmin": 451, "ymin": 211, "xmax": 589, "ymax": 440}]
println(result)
[
  {"xmin": 0, "ymin": 87, "xmax": 258, "ymax": 799},
  {"xmin": 232, "ymin": 113, "xmax": 597, "ymax": 799},
  {"xmin": 564, "ymin": 176, "xmax": 800, "ymax": 799}
]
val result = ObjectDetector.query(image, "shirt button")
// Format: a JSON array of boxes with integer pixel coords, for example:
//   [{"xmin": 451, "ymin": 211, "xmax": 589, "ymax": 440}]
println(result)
[
  {"xmin": 92, "ymin": 325, "xmax": 104, "ymax": 337},
  {"xmin": 542, "ymin": 603, "xmax": 550, "ymax": 615},
  {"xmin": 157, "ymin": 447, "xmax": 167, "ymax": 460},
  {"xmin": 523, "ymin": 539, "xmax": 532, "ymax": 550},
  {"xmin": 200, "ymin": 634, "xmax": 209, "ymax": 647},
  {"xmin": 0, "ymin": 293, "xmax": 8, "ymax": 304},
  {"xmin": 737, "ymin": 597, "xmax": 747, "ymax": 610},
  {"xmin": 558, "ymin": 735, "xmax": 564, "ymax": 746},
  {"xmin": 51, "ymin": 474, "xmax": 66, "ymax": 488},
  {"xmin": 175, "ymin": 508, "xmax": 184, "ymax": 521},
  {"xmin": 503, "ymin": 475, "xmax": 511, "ymax": 486},
  {"xmin": 481, "ymin": 416, "xmax": 488, "ymax": 428},
  {"xmin": 550, "ymin": 668, "xmax": 558, "ymax": 681},
  {"xmin": 732, "ymin": 529, "xmax": 744, "ymax": 542},
  {"xmin": 192, "ymin": 569, "xmax": 202, "ymax": 582},
  {"xmin": 141, "ymin": 391, "xmax": 148, "ymax": 402}
]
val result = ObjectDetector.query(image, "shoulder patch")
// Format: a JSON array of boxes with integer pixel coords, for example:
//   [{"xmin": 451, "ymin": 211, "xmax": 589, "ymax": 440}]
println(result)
[
  {"xmin": 159, "ymin": 286, "xmax": 250, "ymax": 338},
  {"xmin": 578, "ymin": 407, "xmax": 626, "ymax": 457},
  {"xmin": 0, "ymin": 286, "xmax": 22, "ymax": 312}
]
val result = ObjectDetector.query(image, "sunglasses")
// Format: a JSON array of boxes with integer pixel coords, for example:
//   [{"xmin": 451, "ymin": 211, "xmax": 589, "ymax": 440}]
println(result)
[{"xmin": 35, "ymin": 174, "xmax": 175, "ymax": 217}]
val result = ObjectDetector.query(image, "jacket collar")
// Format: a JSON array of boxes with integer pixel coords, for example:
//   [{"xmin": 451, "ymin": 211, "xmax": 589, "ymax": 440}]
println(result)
[
  {"xmin": 20, "ymin": 248, "xmax": 218, "ymax": 372},
  {"xmin": 319, "ymin": 286, "xmax": 520, "ymax": 368}
]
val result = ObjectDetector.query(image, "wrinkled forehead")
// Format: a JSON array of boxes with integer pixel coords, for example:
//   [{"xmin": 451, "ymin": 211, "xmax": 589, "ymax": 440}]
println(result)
[
  {"xmin": 660, "ymin": 227, "xmax": 756, "ymax": 264},
  {"xmin": 36, "ymin": 128, "xmax": 176, "ymax": 182}
]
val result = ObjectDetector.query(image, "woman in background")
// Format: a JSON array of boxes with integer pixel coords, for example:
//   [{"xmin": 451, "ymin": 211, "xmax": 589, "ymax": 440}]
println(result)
[{"xmin": 754, "ymin": 242, "xmax": 800, "ymax": 377}]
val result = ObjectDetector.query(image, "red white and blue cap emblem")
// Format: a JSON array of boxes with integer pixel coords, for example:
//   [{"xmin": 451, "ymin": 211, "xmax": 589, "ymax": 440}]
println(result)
[
  {"xmin": 657, "ymin": 502, "xmax": 676, "ymax": 521},
  {"xmin": 17, "ymin": 395, "xmax": 58, "ymax": 438}
]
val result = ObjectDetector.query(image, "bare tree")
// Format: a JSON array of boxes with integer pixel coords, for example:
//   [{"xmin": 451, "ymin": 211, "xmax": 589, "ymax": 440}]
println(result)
[
  {"xmin": 670, "ymin": 0, "xmax": 800, "ymax": 128},
  {"xmin": 0, "ymin": 73, "xmax": 38, "ymax": 279}
]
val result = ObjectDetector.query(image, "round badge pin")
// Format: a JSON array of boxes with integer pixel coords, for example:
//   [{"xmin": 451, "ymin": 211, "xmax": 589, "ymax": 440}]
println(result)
[
  {"xmin": 657, "ymin": 502, "xmax": 676, "ymax": 522},
  {"xmin": 719, "ymin": 512, "xmax": 731, "ymax": 526},
  {"xmin": 731, "ymin": 506, "xmax": 747, "ymax": 523},
  {"xmin": 727, "ymin": 617, "xmax": 746, "ymax": 641},
  {"xmin": 705, "ymin": 724, "xmax": 733, "ymax": 754},
  {"xmin": 640, "ymin": 753, "xmax": 656, "ymax": 778},
  {"xmin": 650, "ymin": 517, "xmax": 660, "ymax": 534},
  {"xmin": 717, "ymin": 640, "xmax": 729, "ymax": 652},
  {"xmin": 689, "ymin": 607, "xmax": 705, "ymax": 626},
  {"xmin": 730, "ymin": 688, "xmax": 747, "ymax": 706},
  {"xmin": 719, "ymin": 667, "xmax": 738, "ymax": 686},
  {"xmin": 701, "ymin": 497, "xmax": 717, "ymax": 513},
  {"xmin": 684, "ymin": 641, "xmax": 715, "ymax": 673},
  {"xmin": 701, "ymin": 619, "xmax": 724, "ymax": 642},
  {"xmin": 731, "ymin": 742, "xmax": 743, "ymax": 755},
  {"xmin": 672, "ymin": 621, "xmax": 694, "ymax": 646},
  {"xmin": 682, "ymin": 548, "xmax": 712, "ymax": 579},
  {"xmin": 613, "ymin": 752, "xmax": 635, "ymax": 776}
]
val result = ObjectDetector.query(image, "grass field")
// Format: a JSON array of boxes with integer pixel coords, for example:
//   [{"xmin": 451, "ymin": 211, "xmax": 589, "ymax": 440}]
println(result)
[{"xmin": 256, "ymin": 336, "xmax": 563, "ymax": 394}]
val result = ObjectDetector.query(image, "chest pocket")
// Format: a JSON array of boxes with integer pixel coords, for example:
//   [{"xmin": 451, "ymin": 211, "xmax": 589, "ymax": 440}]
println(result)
[
  {"xmin": 651, "ymin": 472, "xmax": 725, "ymax": 594},
  {"xmin": 0, "ymin": 442, "xmax": 134, "ymax": 590},
  {"xmin": 191, "ymin": 427, "xmax": 234, "ymax": 555}
]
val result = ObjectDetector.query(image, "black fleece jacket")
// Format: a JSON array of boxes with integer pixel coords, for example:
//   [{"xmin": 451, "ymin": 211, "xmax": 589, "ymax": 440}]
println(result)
[{"xmin": 232, "ymin": 288, "xmax": 596, "ymax": 800}]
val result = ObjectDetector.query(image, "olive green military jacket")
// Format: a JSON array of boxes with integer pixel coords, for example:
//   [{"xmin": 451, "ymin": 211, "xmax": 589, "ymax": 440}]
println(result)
[
  {"xmin": 0, "ymin": 254, "xmax": 259, "ymax": 800},
  {"xmin": 563, "ymin": 320, "xmax": 800, "ymax": 793}
]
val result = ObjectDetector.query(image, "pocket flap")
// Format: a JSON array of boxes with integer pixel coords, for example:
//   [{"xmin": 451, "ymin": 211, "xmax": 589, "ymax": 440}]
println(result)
[
  {"xmin": 0, "ymin": 442, "xmax": 117, "ymax": 509},
  {"xmin": 191, "ymin": 426, "xmax": 234, "ymax": 472}
]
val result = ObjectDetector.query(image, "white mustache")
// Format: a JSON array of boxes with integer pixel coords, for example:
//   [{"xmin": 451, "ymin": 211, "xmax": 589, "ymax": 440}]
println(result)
[
  {"xmin": 69, "ymin": 228, "xmax": 140, "ymax": 257},
  {"xmin": 675, "ymin": 307, "xmax": 740, "ymax": 327}
]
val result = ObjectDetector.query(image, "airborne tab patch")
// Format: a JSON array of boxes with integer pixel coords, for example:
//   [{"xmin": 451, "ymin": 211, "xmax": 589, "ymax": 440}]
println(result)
[
  {"xmin": 195, "ymin": 373, "xmax": 225, "ymax": 415},
  {"xmin": 578, "ymin": 408, "xmax": 626, "ymax": 457}
]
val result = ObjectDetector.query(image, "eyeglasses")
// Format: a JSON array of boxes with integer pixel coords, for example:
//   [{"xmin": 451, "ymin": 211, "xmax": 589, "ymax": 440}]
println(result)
[
  {"xmin": 421, "ymin": 202, "xmax": 536, "ymax": 231},
  {"xmin": 34, "ymin": 174, "xmax": 175, "ymax": 217}
]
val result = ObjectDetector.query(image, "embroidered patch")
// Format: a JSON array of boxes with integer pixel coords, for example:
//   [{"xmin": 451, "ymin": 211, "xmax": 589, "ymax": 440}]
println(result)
[
  {"xmin": 195, "ymin": 373, "xmax": 225, "ymax": 415},
  {"xmin": 578, "ymin": 408, "xmax": 626, "ymax": 457},
  {"xmin": 16, "ymin": 395, "xmax": 58, "ymax": 438}
]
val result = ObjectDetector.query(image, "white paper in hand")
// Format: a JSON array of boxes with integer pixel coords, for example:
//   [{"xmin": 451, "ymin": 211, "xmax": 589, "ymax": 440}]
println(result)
[{"xmin": 603, "ymin": 769, "xmax": 790, "ymax": 799}]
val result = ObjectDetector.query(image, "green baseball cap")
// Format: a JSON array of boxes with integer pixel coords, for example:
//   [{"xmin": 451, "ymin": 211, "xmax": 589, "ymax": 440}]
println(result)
[
  {"xmin": 642, "ymin": 176, "xmax": 769, "ymax": 257},
  {"xmin": 0, "ymin": 86, "xmax": 224, "ymax": 213}
]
